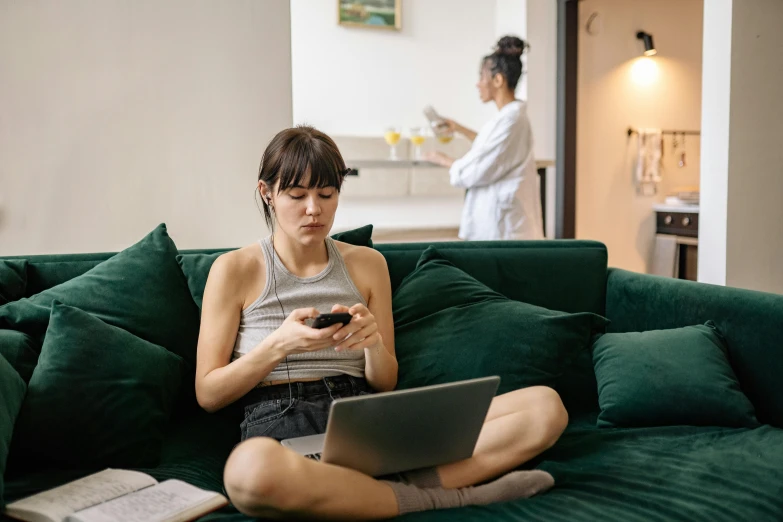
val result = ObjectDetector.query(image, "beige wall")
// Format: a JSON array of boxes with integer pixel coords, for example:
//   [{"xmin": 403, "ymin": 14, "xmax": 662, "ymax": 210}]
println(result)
[
  {"xmin": 576, "ymin": 0, "xmax": 703, "ymax": 273},
  {"xmin": 0, "ymin": 0, "xmax": 292, "ymax": 255},
  {"xmin": 725, "ymin": 0, "xmax": 783, "ymax": 293},
  {"xmin": 699, "ymin": 0, "xmax": 783, "ymax": 293}
]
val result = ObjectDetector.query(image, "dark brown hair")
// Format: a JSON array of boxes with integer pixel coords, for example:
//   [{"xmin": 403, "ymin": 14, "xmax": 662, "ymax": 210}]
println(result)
[
  {"xmin": 482, "ymin": 35, "xmax": 529, "ymax": 91},
  {"xmin": 257, "ymin": 125, "xmax": 348, "ymax": 229}
]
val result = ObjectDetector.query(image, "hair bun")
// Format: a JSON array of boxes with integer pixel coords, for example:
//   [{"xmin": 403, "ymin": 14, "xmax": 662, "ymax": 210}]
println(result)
[{"xmin": 495, "ymin": 35, "xmax": 528, "ymax": 57}]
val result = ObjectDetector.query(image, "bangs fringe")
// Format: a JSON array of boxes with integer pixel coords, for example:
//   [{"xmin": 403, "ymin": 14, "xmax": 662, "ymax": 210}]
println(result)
[{"xmin": 276, "ymin": 133, "xmax": 346, "ymax": 192}]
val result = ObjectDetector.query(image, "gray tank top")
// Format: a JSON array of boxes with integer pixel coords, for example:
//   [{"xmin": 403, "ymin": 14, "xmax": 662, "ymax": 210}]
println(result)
[{"xmin": 231, "ymin": 236, "xmax": 367, "ymax": 382}]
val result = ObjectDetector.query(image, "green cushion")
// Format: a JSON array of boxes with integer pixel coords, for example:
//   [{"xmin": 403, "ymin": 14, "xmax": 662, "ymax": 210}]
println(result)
[
  {"xmin": 177, "ymin": 225, "xmax": 374, "ymax": 310},
  {"xmin": 0, "ymin": 330, "xmax": 38, "ymax": 383},
  {"xmin": 331, "ymin": 224, "xmax": 374, "ymax": 249},
  {"xmin": 0, "ymin": 354, "xmax": 26, "ymax": 508},
  {"xmin": 10, "ymin": 302, "xmax": 183, "ymax": 470},
  {"xmin": 392, "ymin": 247, "xmax": 609, "ymax": 397},
  {"xmin": 176, "ymin": 252, "xmax": 224, "ymax": 310},
  {"xmin": 0, "ymin": 224, "xmax": 201, "ymax": 371},
  {"xmin": 26, "ymin": 259, "xmax": 108, "ymax": 297},
  {"xmin": 0, "ymin": 260, "xmax": 27, "ymax": 305},
  {"xmin": 592, "ymin": 322, "xmax": 759, "ymax": 428}
]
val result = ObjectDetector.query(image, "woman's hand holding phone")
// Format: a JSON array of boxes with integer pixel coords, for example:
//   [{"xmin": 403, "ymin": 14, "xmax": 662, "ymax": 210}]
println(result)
[
  {"xmin": 266, "ymin": 308, "xmax": 343, "ymax": 356},
  {"xmin": 329, "ymin": 304, "xmax": 381, "ymax": 352}
]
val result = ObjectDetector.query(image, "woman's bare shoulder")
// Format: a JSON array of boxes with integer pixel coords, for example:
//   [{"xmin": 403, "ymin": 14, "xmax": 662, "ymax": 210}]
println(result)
[{"xmin": 207, "ymin": 243, "xmax": 266, "ymax": 297}]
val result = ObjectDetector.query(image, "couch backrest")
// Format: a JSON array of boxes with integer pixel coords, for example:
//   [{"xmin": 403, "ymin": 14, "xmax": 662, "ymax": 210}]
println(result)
[
  {"xmin": 2, "ymin": 240, "xmax": 609, "ymax": 417},
  {"xmin": 8, "ymin": 240, "xmax": 609, "ymax": 317},
  {"xmin": 3, "ymin": 249, "xmax": 229, "ymax": 298},
  {"xmin": 606, "ymin": 268, "xmax": 783, "ymax": 428},
  {"xmin": 379, "ymin": 240, "xmax": 608, "ymax": 315}
]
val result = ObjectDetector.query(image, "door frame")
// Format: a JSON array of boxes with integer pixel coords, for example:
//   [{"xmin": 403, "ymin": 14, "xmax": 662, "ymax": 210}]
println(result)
[{"xmin": 555, "ymin": 0, "xmax": 578, "ymax": 239}]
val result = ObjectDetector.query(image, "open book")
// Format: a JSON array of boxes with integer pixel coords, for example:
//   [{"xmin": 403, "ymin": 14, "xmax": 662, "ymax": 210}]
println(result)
[{"xmin": 3, "ymin": 469, "xmax": 228, "ymax": 522}]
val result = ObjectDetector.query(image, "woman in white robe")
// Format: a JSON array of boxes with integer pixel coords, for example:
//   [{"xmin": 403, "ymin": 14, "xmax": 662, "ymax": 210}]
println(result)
[{"xmin": 427, "ymin": 36, "xmax": 544, "ymax": 241}]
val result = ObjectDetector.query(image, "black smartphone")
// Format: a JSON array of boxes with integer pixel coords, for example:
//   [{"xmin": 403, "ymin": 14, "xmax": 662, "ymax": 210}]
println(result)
[{"xmin": 308, "ymin": 312, "xmax": 352, "ymax": 329}]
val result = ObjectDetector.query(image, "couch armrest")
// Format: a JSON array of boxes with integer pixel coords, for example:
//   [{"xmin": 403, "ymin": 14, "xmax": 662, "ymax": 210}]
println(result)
[{"xmin": 605, "ymin": 268, "xmax": 783, "ymax": 428}]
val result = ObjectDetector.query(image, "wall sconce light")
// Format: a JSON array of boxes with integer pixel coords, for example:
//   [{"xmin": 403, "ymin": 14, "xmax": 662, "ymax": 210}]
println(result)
[{"xmin": 636, "ymin": 31, "xmax": 657, "ymax": 56}]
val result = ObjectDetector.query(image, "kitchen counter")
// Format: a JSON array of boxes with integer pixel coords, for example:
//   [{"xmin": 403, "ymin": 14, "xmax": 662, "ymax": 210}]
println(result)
[
  {"xmin": 347, "ymin": 159, "xmax": 555, "ymax": 170},
  {"xmin": 653, "ymin": 204, "xmax": 700, "ymax": 213},
  {"xmin": 332, "ymin": 195, "xmax": 463, "ymax": 238}
]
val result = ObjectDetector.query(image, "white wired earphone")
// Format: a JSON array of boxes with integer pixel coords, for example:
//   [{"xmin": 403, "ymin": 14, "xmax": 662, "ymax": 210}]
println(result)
[{"xmin": 262, "ymin": 191, "xmax": 295, "ymax": 415}]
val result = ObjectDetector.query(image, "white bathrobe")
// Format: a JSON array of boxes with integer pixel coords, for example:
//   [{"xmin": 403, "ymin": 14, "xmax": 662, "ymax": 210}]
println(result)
[{"xmin": 449, "ymin": 100, "xmax": 544, "ymax": 241}]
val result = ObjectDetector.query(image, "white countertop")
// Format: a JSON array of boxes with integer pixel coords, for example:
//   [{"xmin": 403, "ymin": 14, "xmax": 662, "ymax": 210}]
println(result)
[
  {"xmin": 347, "ymin": 160, "xmax": 441, "ymax": 169},
  {"xmin": 653, "ymin": 204, "xmax": 700, "ymax": 213},
  {"xmin": 332, "ymin": 195, "xmax": 464, "ymax": 232}
]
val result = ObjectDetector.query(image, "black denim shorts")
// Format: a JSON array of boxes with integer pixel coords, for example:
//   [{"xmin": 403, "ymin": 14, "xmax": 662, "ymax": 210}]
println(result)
[{"xmin": 239, "ymin": 375, "xmax": 372, "ymax": 442}]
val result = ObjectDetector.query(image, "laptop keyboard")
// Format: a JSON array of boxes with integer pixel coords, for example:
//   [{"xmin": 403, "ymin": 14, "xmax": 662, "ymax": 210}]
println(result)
[{"xmin": 305, "ymin": 453, "xmax": 322, "ymax": 461}]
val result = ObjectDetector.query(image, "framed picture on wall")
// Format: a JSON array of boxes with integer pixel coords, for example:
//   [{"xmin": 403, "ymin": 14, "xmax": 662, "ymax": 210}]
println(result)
[{"xmin": 338, "ymin": 0, "xmax": 402, "ymax": 30}]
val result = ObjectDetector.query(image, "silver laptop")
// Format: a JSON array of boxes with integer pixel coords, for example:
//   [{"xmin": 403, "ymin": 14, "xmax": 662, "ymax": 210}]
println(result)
[{"xmin": 280, "ymin": 376, "xmax": 500, "ymax": 477}]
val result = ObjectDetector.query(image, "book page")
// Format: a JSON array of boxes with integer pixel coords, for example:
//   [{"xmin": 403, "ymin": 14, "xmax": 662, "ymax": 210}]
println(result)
[
  {"xmin": 66, "ymin": 480, "xmax": 225, "ymax": 522},
  {"xmin": 4, "ymin": 469, "xmax": 157, "ymax": 522}
]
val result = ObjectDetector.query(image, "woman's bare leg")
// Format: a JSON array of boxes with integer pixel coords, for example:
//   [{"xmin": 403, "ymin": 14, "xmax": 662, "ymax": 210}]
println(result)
[
  {"xmin": 225, "ymin": 437, "xmax": 399, "ymax": 520},
  {"xmin": 436, "ymin": 386, "xmax": 568, "ymax": 488},
  {"xmin": 224, "ymin": 386, "xmax": 568, "ymax": 519}
]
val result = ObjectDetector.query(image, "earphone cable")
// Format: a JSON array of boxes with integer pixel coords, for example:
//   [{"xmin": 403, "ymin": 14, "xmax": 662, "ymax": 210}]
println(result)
[
  {"xmin": 271, "ymin": 232, "xmax": 294, "ymax": 415},
  {"xmin": 258, "ymin": 188, "xmax": 294, "ymax": 415}
]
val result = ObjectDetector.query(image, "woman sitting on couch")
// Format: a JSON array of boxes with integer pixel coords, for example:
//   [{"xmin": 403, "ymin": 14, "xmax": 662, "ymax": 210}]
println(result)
[{"xmin": 195, "ymin": 125, "xmax": 568, "ymax": 519}]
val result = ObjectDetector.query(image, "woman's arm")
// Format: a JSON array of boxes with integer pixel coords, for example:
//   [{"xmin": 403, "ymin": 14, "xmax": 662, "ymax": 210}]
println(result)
[
  {"xmin": 445, "ymin": 118, "xmax": 477, "ymax": 142},
  {"xmin": 195, "ymin": 254, "xmax": 285, "ymax": 413},
  {"xmin": 359, "ymin": 250, "xmax": 397, "ymax": 392},
  {"xmin": 332, "ymin": 248, "xmax": 398, "ymax": 392},
  {"xmin": 449, "ymin": 113, "xmax": 529, "ymax": 189}
]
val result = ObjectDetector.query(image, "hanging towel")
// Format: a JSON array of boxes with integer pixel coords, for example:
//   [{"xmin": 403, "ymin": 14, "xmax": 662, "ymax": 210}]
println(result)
[{"xmin": 635, "ymin": 128, "xmax": 662, "ymax": 192}]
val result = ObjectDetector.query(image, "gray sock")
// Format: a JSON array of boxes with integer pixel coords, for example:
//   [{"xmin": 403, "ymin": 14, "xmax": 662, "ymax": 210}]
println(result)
[{"xmin": 383, "ymin": 470, "xmax": 555, "ymax": 515}]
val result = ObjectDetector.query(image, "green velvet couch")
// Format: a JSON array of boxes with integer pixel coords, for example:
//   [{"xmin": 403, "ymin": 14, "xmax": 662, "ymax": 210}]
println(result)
[{"xmin": 2, "ymin": 236, "xmax": 783, "ymax": 521}]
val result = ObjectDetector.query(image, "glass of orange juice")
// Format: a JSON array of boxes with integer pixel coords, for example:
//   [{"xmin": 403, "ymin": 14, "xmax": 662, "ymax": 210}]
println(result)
[
  {"xmin": 410, "ymin": 126, "xmax": 426, "ymax": 161},
  {"xmin": 384, "ymin": 126, "xmax": 401, "ymax": 160},
  {"xmin": 437, "ymin": 127, "xmax": 454, "ymax": 144}
]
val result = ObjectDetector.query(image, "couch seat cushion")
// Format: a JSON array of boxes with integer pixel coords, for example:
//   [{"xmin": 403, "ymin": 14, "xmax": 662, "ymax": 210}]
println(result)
[
  {"xmin": 395, "ymin": 419, "xmax": 783, "ymax": 521},
  {"xmin": 6, "ymin": 416, "xmax": 783, "ymax": 521},
  {"xmin": 4, "ymin": 406, "xmax": 240, "ymax": 509}
]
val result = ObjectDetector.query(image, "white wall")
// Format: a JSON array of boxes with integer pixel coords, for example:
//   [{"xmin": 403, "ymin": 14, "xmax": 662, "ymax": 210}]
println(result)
[
  {"xmin": 698, "ymin": 0, "xmax": 732, "ymax": 286},
  {"xmin": 290, "ymin": 0, "xmax": 523, "ymax": 138},
  {"xmin": 291, "ymin": 0, "xmax": 561, "ymax": 232},
  {"xmin": 525, "ymin": 0, "xmax": 557, "ymax": 237},
  {"xmin": 525, "ymin": 0, "xmax": 557, "ymax": 162},
  {"xmin": 0, "ymin": 0, "xmax": 292, "ymax": 255},
  {"xmin": 576, "ymin": 0, "xmax": 703, "ymax": 273},
  {"xmin": 495, "ymin": 0, "xmax": 528, "ymax": 99},
  {"xmin": 699, "ymin": 0, "xmax": 783, "ymax": 293}
]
